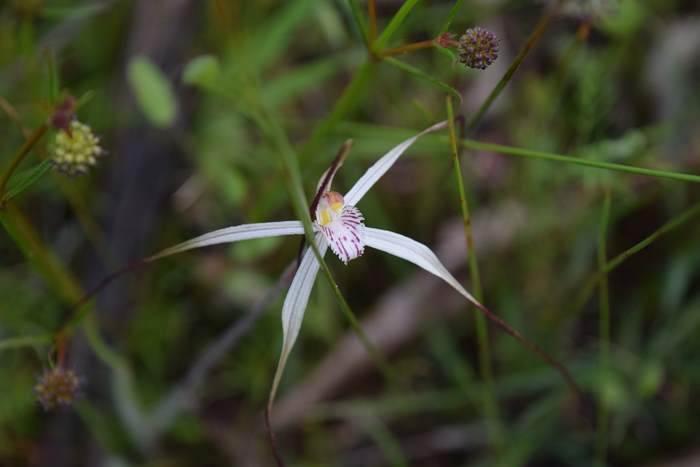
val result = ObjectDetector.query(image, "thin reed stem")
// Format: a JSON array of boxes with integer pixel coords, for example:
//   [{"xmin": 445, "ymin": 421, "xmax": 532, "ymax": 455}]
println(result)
[
  {"xmin": 573, "ymin": 200, "xmax": 700, "ymax": 314},
  {"xmin": 446, "ymin": 98, "xmax": 504, "ymax": 450},
  {"xmin": 459, "ymin": 138, "xmax": 700, "ymax": 184},
  {"xmin": 467, "ymin": 8, "xmax": 556, "ymax": 131},
  {"xmin": 596, "ymin": 189, "xmax": 612, "ymax": 466}
]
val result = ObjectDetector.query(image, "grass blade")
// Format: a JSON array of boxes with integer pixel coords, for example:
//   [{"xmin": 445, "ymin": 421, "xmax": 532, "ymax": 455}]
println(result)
[
  {"xmin": 374, "ymin": 0, "xmax": 421, "ymax": 50},
  {"xmin": 384, "ymin": 57, "xmax": 461, "ymax": 101}
]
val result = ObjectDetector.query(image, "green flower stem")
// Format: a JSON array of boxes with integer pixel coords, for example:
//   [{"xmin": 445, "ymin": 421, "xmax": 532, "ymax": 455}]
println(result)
[
  {"xmin": 596, "ymin": 189, "xmax": 612, "ymax": 467},
  {"xmin": 0, "ymin": 124, "xmax": 48, "ymax": 206},
  {"xmin": 459, "ymin": 138, "xmax": 700, "ymax": 184},
  {"xmin": 467, "ymin": 8, "xmax": 556, "ymax": 131},
  {"xmin": 447, "ymin": 97, "xmax": 504, "ymax": 451},
  {"xmin": 574, "ymin": 200, "xmax": 700, "ymax": 314},
  {"xmin": 242, "ymin": 84, "xmax": 398, "ymax": 386}
]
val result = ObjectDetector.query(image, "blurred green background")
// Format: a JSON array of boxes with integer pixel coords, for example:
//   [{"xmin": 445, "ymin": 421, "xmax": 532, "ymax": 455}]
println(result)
[{"xmin": 1, "ymin": 0, "xmax": 700, "ymax": 465}]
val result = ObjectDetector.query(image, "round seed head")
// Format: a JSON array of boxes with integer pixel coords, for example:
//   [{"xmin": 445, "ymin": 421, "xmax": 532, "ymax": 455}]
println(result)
[
  {"xmin": 35, "ymin": 367, "xmax": 82, "ymax": 410},
  {"xmin": 458, "ymin": 27, "xmax": 499, "ymax": 70},
  {"xmin": 51, "ymin": 120, "xmax": 105, "ymax": 176}
]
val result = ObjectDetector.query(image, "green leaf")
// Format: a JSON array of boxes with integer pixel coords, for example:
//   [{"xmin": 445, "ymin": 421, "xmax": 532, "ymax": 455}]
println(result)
[
  {"xmin": 3, "ymin": 160, "xmax": 53, "ymax": 203},
  {"xmin": 127, "ymin": 56, "xmax": 177, "ymax": 127},
  {"xmin": 182, "ymin": 55, "xmax": 221, "ymax": 88},
  {"xmin": 374, "ymin": 0, "xmax": 421, "ymax": 50},
  {"xmin": 346, "ymin": 0, "xmax": 369, "ymax": 44},
  {"xmin": 384, "ymin": 57, "xmax": 462, "ymax": 102}
]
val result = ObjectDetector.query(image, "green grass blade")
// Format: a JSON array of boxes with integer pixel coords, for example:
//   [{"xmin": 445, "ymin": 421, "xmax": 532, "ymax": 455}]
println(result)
[
  {"xmin": 346, "ymin": 0, "xmax": 369, "ymax": 45},
  {"xmin": 4, "ymin": 160, "xmax": 53, "ymax": 203},
  {"xmin": 374, "ymin": 0, "xmax": 421, "ymax": 50},
  {"xmin": 460, "ymin": 138, "xmax": 700, "ymax": 183},
  {"xmin": 384, "ymin": 57, "xmax": 461, "ymax": 101},
  {"xmin": 438, "ymin": 0, "xmax": 466, "ymax": 34},
  {"xmin": 0, "ymin": 335, "xmax": 51, "ymax": 353}
]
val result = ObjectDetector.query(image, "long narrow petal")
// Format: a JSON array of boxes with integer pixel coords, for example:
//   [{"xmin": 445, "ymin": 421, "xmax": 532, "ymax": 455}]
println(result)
[
  {"xmin": 147, "ymin": 221, "xmax": 304, "ymax": 261},
  {"xmin": 363, "ymin": 227, "xmax": 481, "ymax": 308},
  {"xmin": 344, "ymin": 121, "xmax": 448, "ymax": 206},
  {"xmin": 269, "ymin": 235, "xmax": 328, "ymax": 404}
]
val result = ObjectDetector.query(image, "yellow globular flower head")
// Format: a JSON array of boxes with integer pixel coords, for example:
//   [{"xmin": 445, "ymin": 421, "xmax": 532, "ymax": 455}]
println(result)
[
  {"xmin": 51, "ymin": 120, "xmax": 105, "ymax": 176},
  {"xmin": 34, "ymin": 367, "xmax": 81, "ymax": 410}
]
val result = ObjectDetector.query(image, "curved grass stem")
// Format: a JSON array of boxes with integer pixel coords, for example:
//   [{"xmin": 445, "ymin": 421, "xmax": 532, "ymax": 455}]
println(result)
[
  {"xmin": 467, "ymin": 8, "xmax": 556, "ymax": 131},
  {"xmin": 596, "ymin": 189, "xmax": 612, "ymax": 467},
  {"xmin": 573, "ymin": 200, "xmax": 700, "ymax": 314}
]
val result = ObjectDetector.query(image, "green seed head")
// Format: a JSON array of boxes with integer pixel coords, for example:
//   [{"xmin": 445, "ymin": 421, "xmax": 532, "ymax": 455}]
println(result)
[{"xmin": 51, "ymin": 121, "xmax": 105, "ymax": 176}]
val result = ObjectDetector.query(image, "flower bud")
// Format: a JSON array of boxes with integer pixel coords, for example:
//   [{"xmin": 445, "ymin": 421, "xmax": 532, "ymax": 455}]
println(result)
[
  {"xmin": 458, "ymin": 27, "xmax": 499, "ymax": 70},
  {"xmin": 51, "ymin": 120, "xmax": 105, "ymax": 176}
]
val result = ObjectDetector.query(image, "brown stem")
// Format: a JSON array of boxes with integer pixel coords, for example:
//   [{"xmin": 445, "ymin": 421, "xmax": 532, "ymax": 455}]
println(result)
[
  {"xmin": 0, "ymin": 124, "xmax": 48, "ymax": 205},
  {"xmin": 0, "ymin": 96, "xmax": 31, "ymax": 138},
  {"xmin": 379, "ymin": 39, "xmax": 436, "ymax": 58},
  {"xmin": 265, "ymin": 404, "xmax": 287, "ymax": 467},
  {"xmin": 51, "ymin": 259, "xmax": 149, "ymax": 362},
  {"xmin": 368, "ymin": 0, "xmax": 377, "ymax": 46},
  {"xmin": 471, "ymin": 299, "xmax": 586, "ymax": 407}
]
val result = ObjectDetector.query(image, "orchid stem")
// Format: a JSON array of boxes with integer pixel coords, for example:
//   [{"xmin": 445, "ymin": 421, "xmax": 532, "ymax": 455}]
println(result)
[
  {"xmin": 0, "ymin": 124, "xmax": 48, "ymax": 206},
  {"xmin": 447, "ymin": 98, "xmax": 504, "ymax": 451}
]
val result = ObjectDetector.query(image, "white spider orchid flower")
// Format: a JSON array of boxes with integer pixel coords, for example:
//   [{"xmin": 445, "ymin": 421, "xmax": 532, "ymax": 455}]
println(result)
[{"xmin": 147, "ymin": 121, "xmax": 489, "ymax": 404}]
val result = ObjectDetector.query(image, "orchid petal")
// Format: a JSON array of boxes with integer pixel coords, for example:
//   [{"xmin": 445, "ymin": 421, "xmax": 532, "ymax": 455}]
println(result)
[
  {"xmin": 344, "ymin": 121, "xmax": 448, "ymax": 206},
  {"xmin": 364, "ymin": 227, "xmax": 482, "ymax": 309},
  {"xmin": 269, "ymin": 235, "xmax": 328, "ymax": 404},
  {"xmin": 147, "ymin": 221, "xmax": 304, "ymax": 261}
]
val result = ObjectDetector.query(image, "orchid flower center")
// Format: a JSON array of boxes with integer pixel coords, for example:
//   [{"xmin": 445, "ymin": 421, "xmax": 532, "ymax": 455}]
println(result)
[{"xmin": 314, "ymin": 191, "xmax": 366, "ymax": 264}]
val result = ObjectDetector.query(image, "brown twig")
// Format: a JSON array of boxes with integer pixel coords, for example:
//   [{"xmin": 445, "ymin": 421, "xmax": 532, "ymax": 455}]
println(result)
[
  {"xmin": 368, "ymin": 0, "xmax": 377, "ymax": 46},
  {"xmin": 379, "ymin": 39, "xmax": 436, "ymax": 58}
]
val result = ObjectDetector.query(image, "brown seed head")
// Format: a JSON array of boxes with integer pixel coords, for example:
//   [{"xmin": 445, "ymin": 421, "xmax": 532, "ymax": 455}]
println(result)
[
  {"xmin": 458, "ymin": 27, "xmax": 499, "ymax": 70},
  {"xmin": 35, "ymin": 367, "xmax": 81, "ymax": 410}
]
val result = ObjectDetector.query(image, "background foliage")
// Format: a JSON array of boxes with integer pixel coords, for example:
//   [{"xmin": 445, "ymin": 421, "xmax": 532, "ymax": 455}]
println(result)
[{"xmin": 1, "ymin": 0, "xmax": 700, "ymax": 465}]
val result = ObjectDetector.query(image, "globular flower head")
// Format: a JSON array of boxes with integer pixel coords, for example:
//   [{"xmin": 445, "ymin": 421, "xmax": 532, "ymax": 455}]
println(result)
[
  {"xmin": 34, "ymin": 367, "xmax": 81, "ymax": 410},
  {"xmin": 458, "ymin": 27, "xmax": 499, "ymax": 70},
  {"xmin": 314, "ymin": 191, "xmax": 365, "ymax": 264},
  {"xmin": 51, "ymin": 120, "xmax": 105, "ymax": 176}
]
